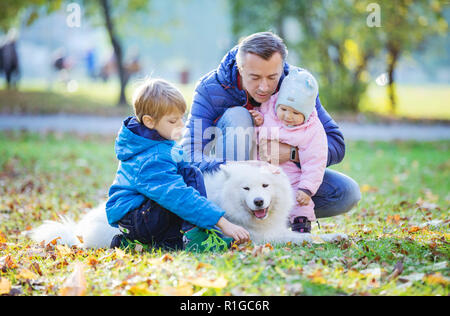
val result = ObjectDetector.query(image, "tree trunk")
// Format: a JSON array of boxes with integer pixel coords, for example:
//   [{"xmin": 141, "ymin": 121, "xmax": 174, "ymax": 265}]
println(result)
[
  {"xmin": 99, "ymin": 0, "xmax": 127, "ymax": 106},
  {"xmin": 386, "ymin": 42, "xmax": 400, "ymax": 114}
]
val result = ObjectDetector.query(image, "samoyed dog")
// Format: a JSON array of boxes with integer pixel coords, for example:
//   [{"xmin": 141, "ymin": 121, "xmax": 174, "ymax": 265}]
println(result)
[
  {"xmin": 204, "ymin": 161, "xmax": 347, "ymax": 245},
  {"xmin": 30, "ymin": 161, "xmax": 346, "ymax": 248}
]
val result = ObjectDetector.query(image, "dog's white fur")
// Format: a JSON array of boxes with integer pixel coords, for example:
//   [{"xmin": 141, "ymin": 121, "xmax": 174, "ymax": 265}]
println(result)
[
  {"xmin": 204, "ymin": 162, "xmax": 346, "ymax": 245},
  {"xmin": 30, "ymin": 162, "xmax": 346, "ymax": 248}
]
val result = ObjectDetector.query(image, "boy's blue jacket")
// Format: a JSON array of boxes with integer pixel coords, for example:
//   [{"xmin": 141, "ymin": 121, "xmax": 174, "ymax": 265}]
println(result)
[
  {"xmin": 182, "ymin": 46, "xmax": 345, "ymax": 172},
  {"xmin": 106, "ymin": 117, "xmax": 225, "ymax": 228}
]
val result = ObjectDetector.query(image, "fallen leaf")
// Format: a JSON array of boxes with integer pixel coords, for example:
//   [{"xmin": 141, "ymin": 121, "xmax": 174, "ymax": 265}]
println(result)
[
  {"xmin": 408, "ymin": 226, "xmax": 421, "ymax": 233},
  {"xmin": 387, "ymin": 261, "xmax": 404, "ymax": 281},
  {"xmin": 0, "ymin": 278, "xmax": 11, "ymax": 295},
  {"xmin": 187, "ymin": 276, "xmax": 228, "ymax": 289},
  {"xmin": 423, "ymin": 273, "xmax": 449, "ymax": 286},
  {"xmin": 161, "ymin": 254, "xmax": 174, "ymax": 262},
  {"xmin": 0, "ymin": 232, "xmax": 6, "ymax": 243},
  {"xmin": 3, "ymin": 255, "xmax": 17, "ymax": 270},
  {"xmin": 49, "ymin": 237, "xmax": 61, "ymax": 246},
  {"xmin": 196, "ymin": 262, "xmax": 212, "ymax": 270},
  {"xmin": 87, "ymin": 256, "xmax": 99, "ymax": 267},
  {"xmin": 56, "ymin": 244, "xmax": 73, "ymax": 256},
  {"xmin": 265, "ymin": 243, "xmax": 274, "ymax": 251},
  {"xmin": 161, "ymin": 283, "xmax": 194, "ymax": 296},
  {"xmin": 128, "ymin": 284, "xmax": 154, "ymax": 296},
  {"xmin": 59, "ymin": 263, "xmax": 87, "ymax": 296},
  {"xmin": 311, "ymin": 235, "xmax": 325, "ymax": 244},
  {"xmin": 17, "ymin": 268, "xmax": 39, "ymax": 281}
]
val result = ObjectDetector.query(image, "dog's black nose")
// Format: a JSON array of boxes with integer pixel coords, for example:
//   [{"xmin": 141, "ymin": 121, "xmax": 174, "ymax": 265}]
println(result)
[{"xmin": 254, "ymin": 197, "xmax": 264, "ymax": 207}]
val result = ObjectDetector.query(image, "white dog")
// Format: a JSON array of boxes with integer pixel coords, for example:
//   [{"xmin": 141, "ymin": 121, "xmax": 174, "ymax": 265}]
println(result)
[
  {"xmin": 30, "ymin": 162, "xmax": 346, "ymax": 248},
  {"xmin": 204, "ymin": 162, "xmax": 346, "ymax": 245}
]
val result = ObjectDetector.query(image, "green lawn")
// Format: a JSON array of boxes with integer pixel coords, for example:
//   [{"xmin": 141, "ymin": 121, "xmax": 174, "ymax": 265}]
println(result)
[
  {"xmin": 1, "ymin": 79, "xmax": 449, "ymax": 121},
  {"xmin": 0, "ymin": 132, "xmax": 448, "ymax": 296},
  {"xmin": 360, "ymin": 84, "xmax": 450, "ymax": 120},
  {"xmin": 0, "ymin": 79, "xmax": 194, "ymax": 117}
]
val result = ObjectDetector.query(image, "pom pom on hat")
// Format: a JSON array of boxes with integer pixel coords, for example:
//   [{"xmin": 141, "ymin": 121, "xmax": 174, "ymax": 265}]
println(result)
[{"xmin": 276, "ymin": 70, "xmax": 319, "ymax": 122}]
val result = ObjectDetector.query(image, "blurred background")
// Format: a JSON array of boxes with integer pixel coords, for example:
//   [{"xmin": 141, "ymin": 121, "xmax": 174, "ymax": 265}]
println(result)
[
  {"xmin": 0, "ymin": 1, "xmax": 449, "ymax": 296},
  {"xmin": 0, "ymin": 0, "xmax": 448, "ymax": 121}
]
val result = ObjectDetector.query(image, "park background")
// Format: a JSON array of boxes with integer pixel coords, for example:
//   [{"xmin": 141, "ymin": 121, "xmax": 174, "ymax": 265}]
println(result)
[{"xmin": 0, "ymin": 0, "xmax": 448, "ymax": 296}]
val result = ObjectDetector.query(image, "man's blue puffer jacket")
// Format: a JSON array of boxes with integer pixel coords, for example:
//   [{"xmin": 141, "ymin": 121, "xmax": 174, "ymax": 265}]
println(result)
[{"xmin": 182, "ymin": 46, "xmax": 345, "ymax": 173}]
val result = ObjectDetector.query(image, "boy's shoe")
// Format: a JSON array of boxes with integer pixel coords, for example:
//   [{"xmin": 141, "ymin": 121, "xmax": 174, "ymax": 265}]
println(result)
[
  {"xmin": 110, "ymin": 234, "xmax": 150, "ymax": 252},
  {"xmin": 291, "ymin": 216, "xmax": 312, "ymax": 233},
  {"xmin": 183, "ymin": 227, "xmax": 234, "ymax": 253}
]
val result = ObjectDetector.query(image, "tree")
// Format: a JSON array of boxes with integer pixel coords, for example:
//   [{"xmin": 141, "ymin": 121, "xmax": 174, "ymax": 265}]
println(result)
[
  {"xmin": 377, "ymin": 0, "xmax": 447, "ymax": 113},
  {"xmin": 1, "ymin": 0, "xmax": 151, "ymax": 106},
  {"xmin": 230, "ymin": 0, "xmax": 447, "ymax": 113},
  {"xmin": 0, "ymin": 0, "xmax": 62, "ymax": 32},
  {"xmin": 80, "ymin": 0, "xmax": 151, "ymax": 106},
  {"xmin": 230, "ymin": 0, "xmax": 382, "ymax": 112}
]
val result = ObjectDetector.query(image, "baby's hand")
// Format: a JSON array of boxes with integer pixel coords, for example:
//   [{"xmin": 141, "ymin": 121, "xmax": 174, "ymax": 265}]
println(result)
[
  {"xmin": 249, "ymin": 110, "xmax": 264, "ymax": 126},
  {"xmin": 217, "ymin": 217, "xmax": 250, "ymax": 244},
  {"xmin": 296, "ymin": 190, "xmax": 311, "ymax": 206}
]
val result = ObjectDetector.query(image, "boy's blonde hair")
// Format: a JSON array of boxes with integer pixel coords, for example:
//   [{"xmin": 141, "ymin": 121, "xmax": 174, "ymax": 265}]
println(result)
[{"xmin": 132, "ymin": 78, "xmax": 186, "ymax": 123}]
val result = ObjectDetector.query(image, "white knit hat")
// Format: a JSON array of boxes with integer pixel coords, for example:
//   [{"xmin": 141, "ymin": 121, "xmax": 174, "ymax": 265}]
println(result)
[{"xmin": 276, "ymin": 70, "xmax": 319, "ymax": 122}]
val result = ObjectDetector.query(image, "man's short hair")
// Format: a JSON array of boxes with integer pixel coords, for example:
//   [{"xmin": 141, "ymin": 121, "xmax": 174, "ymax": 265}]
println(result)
[{"xmin": 236, "ymin": 31, "xmax": 288, "ymax": 68}]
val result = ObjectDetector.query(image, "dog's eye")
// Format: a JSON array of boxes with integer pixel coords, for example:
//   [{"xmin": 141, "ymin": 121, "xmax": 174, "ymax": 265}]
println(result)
[
  {"xmin": 243, "ymin": 187, "xmax": 250, "ymax": 191},
  {"xmin": 262, "ymin": 184, "xmax": 269, "ymax": 188}
]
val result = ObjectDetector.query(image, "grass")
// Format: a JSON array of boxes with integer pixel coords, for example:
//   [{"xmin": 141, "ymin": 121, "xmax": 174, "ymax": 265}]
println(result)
[
  {"xmin": 0, "ymin": 131, "xmax": 449, "ymax": 296},
  {"xmin": 360, "ymin": 84, "xmax": 450, "ymax": 120},
  {"xmin": 1, "ymin": 79, "xmax": 449, "ymax": 121},
  {"xmin": 0, "ymin": 79, "xmax": 194, "ymax": 117}
]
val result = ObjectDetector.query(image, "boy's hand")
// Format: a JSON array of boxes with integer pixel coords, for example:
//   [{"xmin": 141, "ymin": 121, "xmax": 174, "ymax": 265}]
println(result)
[
  {"xmin": 296, "ymin": 190, "xmax": 311, "ymax": 206},
  {"xmin": 217, "ymin": 217, "xmax": 250, "ymax": 244},
  {"xmin": 249, "ymin": 110, "xmax": 264, "ymax": 126}
]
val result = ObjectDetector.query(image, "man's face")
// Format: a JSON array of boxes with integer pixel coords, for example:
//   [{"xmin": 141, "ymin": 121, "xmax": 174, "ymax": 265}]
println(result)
[{"xmin": 238, "ymin": 52, "xmax": 284, "ymax": 103}]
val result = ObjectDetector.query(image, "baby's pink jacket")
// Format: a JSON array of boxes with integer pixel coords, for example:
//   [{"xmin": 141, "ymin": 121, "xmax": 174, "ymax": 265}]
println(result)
[{"xmin": 256, "ymin": 93, "xmax": 328, "ymax": 222}]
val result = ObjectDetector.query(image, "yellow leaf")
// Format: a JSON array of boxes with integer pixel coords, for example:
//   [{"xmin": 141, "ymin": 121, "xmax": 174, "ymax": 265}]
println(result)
[
  {"xmin": 196, "ymin": 262, "xmax": 213, "ymax": 270},
  {"xmin": 423, "ymin": 273, "xmax": 449, "ymax": 286},
  {"xmin": 4, "ymin": 255, "xmax": 17, "ymax": 269},
  {"xmin": 49, "ymin": 237, "xmax": 61, "ymax": 246},
  {"xmin": 311, "ymin": 235, "xmax": 325, "ymax": 244},
  {"xmin": 0, "ymin": 232, "xmax": 6, "ymax": 243},
  {"xmin": 0, "ymin": 278, "xmax": 11, "ymax": 295},
  {"xmin": 114, "ymin": 248, "xmax": 128, "ymax": 260},
  {"xmin": 161, "ymin": 283, "xmax": 194, "ymax": 296},
  {"xmin": 59, "ymin": 263, "xmax": 87, "ymax": 296},
  {"xmin": 161, "ymin": 254, "xmax": 174, "ymax": 262},
  {"xmin": 187, "ymin": 276, "xmax": 228, "ymax": 289},
  {"xmin": 17, "ymin": 268, "xmax": 39, "ymax": 281},
  {"xmin": 56, "ymin": 244, "xmax": 73, "ymax": 256},
  {"xmin": 408, "ymin": 226, "xmax": 421, "ymax": 233},
  {"xmin": 265, "ymin": 243, "xmax": 274, "ymax": 250},
  {"xmin": 128, "ymin": 284, "xmax": 155, "ymax": 296}
]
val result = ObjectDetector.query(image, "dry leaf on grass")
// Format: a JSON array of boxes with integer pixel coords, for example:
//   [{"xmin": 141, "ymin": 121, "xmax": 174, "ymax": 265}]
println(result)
[
  {"xmin": 58, "ymin": 263, "xmax": 87, "ymax": 296},
  {"xmin": 0, "ymin": 277, "xmax": 11, "ymax": 295},
  {"xmin": 161, "ymin": 283, "xmax": 194, "ymax": 296},
  {"xmin": 186, "ymin": 276, "xmax": 228, "ymax": 289}
]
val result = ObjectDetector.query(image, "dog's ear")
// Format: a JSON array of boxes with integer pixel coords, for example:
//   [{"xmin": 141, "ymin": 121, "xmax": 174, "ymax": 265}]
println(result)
[{"xmin": 220, "ymin": 163, "xmax": 231, "ymax": 179}]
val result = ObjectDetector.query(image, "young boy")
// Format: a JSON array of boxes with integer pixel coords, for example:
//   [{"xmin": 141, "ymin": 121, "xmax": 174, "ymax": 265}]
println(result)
[{"xmin": 106, "ymin": 78, "xmax": 250, "ymax": 252}]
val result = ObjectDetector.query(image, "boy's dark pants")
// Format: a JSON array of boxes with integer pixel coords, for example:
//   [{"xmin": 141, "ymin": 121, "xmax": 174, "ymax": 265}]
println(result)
[{"xmin": 116, "ymin": 165, "xmax": 205, "ymax": 250}]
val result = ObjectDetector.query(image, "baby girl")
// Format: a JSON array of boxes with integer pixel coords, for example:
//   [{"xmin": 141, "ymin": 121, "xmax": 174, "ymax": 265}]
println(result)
[{"xmin": 250, "ymin": 70, "xmax": 327, "ymax": 233}]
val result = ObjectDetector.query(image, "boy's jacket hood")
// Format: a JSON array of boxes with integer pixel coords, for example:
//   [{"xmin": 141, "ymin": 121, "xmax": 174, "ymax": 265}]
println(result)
[{"xmin": 115, "ymin": 116, "xmax": 173, "ymax": 161}]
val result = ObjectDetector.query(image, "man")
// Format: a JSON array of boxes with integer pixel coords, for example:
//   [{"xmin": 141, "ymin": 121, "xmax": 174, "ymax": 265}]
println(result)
[{"xmin": 182, "ymin": 32, "xmax": 361, "ymax": 233}]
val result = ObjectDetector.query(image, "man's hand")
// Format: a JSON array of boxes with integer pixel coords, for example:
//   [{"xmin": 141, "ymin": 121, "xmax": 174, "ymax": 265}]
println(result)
[
  {"xmin": 216, "ymin": 217, "xmax": 250, "ymax": 244},
  {"xmin": 249, "ymin": 110, "xmax": 264, "ymax": 126},
  {"xmin": 296, "ymin": 190, "xmax": 311, "ymax": 206},
  {"xmin": 259, "ymin": 139, "xmax": 296, "ymax": 165}
]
